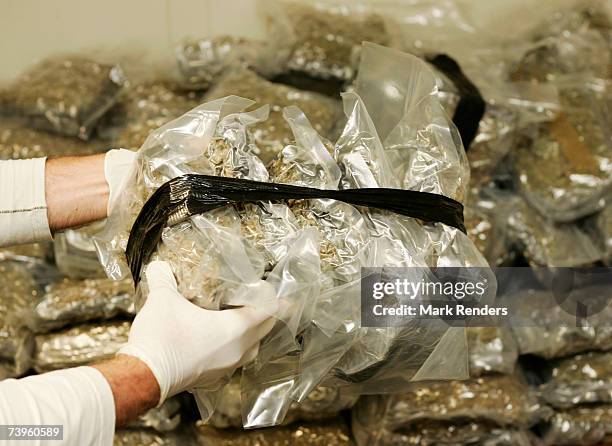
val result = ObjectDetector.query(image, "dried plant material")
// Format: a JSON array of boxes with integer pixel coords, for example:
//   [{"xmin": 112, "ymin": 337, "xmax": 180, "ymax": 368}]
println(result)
[
  {"xmin": 593, "ymin": 204, "xmax": 612, "ymax": 265},
  {"xmin": 353, "ymin": 375, "xmax": 549, "ymax": 430},
  {"xmin": 513, "ymin": 82, "xmax": 612, "ymax": 222},
  {"xmin": 0, "ymin": 119, "xmax": 106, "ymax": 160},
  {"xmin": 507, "ymin": 197, "xmax": 601, "ymax": 267},
  {"xmin": 33, "ymin": 321, "xmax": 130, "ymax": 372},
  {"xmin": 113, "ymin": 430, "xmax": 185, "ymax": 446},
  {"xmin": 177, "ymin": 36, "xmax": 264, "ymax": 90},
  {"xmin": 0, "ymin": 242, "xmax": 50, "ymax": 263},
  {"xmin": 542, "ymin": 405, "xmax": 612, "ymax": 446},
  {"xmin": 467, "ymin": 327, "xmax": 518, "ymax": 376},
  {"xmin": 208, "ymin": 374, "xmax": 357, "ymax": 428},
  {"xmin": 0, "ymin": 262, "xmax": 39, "ymax": 373},
  {"xmin": 205, "ymin": 68, "xmax": 340, "ymax": 163},
  {"xmin": 511, "ymin": 287, "xmax": 612, "ymax": 359},
  {"xmin": 265, "ymin": 1, "xmax": 394, "ymax": 81},
  {"xmin": 352, "ymin": 412, "xmax": 535, "ymax": 446},
  {"xmin": 129, "ymin": 398, "xmax": 182, "ymax": 432},
  {"xmin": 468, "ymin": 104, "xmax": 517, "ymax": 188},
  {"xmin": 26, "ymin": 278, "xmax": 134, "ymax": 333},
  {"xmin": 100, "ymin": 81, "xmax": 201, "ymax": 150},
  {"xmin": 541, "ymin": 351, "xmax": 612, "ymax": 408},
  {"xmin": 195, "ymin": 419, "xmax": 354, "ymax": 446},
  {"xmin": 1, "ymin": 57, "xmax": 125, "ymax": 139}
]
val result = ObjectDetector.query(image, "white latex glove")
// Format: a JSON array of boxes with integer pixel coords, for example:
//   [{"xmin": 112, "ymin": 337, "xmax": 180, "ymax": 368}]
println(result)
[
  {"xmin": 104, "ymin": 148, "xmax": 137, "ymax": 215},
  {"xmin": 119, "ymin": 260, "xmax": 276, "ymax": 404}
]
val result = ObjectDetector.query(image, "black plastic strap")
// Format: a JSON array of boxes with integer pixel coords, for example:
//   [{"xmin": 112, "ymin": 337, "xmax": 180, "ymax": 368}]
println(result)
[
  {"xmin": 126, "ymin": 174, "xmax": 466, "ymax": 283},
  {"xmin": 428, "ymin": 54, "xmax": 486, "ymax": 149}
]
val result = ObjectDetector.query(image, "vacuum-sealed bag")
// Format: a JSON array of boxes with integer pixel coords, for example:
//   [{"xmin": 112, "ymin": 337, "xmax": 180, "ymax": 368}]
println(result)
[
  {"xmin": 0, "ymin": 119, "xmax": 106, "ymax": 160},
  {"xmin": 542, "ymin": 405, "xmax": 612, "ymax": 446},
  {"xmin": 540, "ymin": 351, "xmax": 612, "ymax": 408},
  {"xmin": 507, "ymin": 196, "xmax": 602, "ymax": 267},
  {"xmin": 1, "ymin": 57, "xmax": 125, "ymax": 140},
  {"xmin": 176, "ymin": 36, "xmax": 265, "ymax": 90},
  {"xmin": 204, "ymin": 67, "xmax": 341, "ymax": 164},
  {"xmin": 195, "ymin": 418, "xmax": 354, "ymax": 446},
  {"xmin": 510, "ymin": 1, "xmax": 611, "ymax": 82},
  {"xmin": 352, "ymin": 416, "xmax": 536, "ymax": 446},
  {"xmin": 53, "ymin": 221, "xmax": 108, "ymax": 279},
  {"xmin": 207, "ymin": 374, "xmax": 357, "ymax": 429},
  {"xmin": 591, "ymin": 204, "xmax": 612, "ymax": 265},
  {"xmin": 467, "ymin": 327, "xmax": 518, "ymax": 377},
  {"xmin": 0, "ymin": 242, "xmax": 50, "ymax": 264},
  {"xmin": 260, "ymin": 0, "xmax": 397, "ymax": 81},
  {"xmin": 98, "ymin": 81, "xmax": 201, "ymax": 150},
  {"xmin": 113, "ymin": 430, "xmax": 189, "ymax": 446},
  {"xmin": 0, "ymin": 262, "xmax": 39, "ymax": 375},
  {"xmin": 511, "ymin": 286, "xmax": 612, "ymax": 359},
  {"xmin": 351, "ymin": 374, "xmax": 549, "ymax": 431},
  {"xmin": 25, "ymin": 278, "xmax": 134, "ymax": 334},
  {"xmin": 95, "ymin": 43, "xmax": 490, "ymax": 428},
  {"xmin": 33, "ymin": 321, "xmax": 129, "ymax": 372},
  {"xmin": 513, "ymin": 79, "xmax": 612, "ymax": 222}
]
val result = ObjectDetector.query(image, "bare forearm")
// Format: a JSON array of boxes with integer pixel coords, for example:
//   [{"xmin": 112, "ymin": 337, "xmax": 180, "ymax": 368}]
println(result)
[
  {"xmin": 93, "ymin": 355, "xmax": 161, "ymax": 426},
  {"xmin": 45, "ymin": 154, "xmax": 109, "ymax": 232}
]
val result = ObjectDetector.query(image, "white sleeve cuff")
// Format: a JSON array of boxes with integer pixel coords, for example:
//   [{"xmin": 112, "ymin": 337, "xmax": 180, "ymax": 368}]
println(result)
[{"xmin": 0, "ymin": 158, "xmax": 52, "ymax": 247}]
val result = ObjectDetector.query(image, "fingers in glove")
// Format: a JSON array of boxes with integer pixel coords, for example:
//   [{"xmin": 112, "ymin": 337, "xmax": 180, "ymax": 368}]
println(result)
[{"xmin": 145, "ymin": 261, "xmax": 178, "ymax": 292}]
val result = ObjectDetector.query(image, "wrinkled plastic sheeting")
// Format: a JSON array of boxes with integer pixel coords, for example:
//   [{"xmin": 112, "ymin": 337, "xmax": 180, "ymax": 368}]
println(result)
[{"xmin": 95, "ymin": 43, "xmax": 493, "ymax": 428}]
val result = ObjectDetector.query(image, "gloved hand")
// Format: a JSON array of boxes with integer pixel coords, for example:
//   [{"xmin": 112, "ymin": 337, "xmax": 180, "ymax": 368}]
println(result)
[
  {"xmin": 119, "ymin": 260, "xmax": 276, "ymax": 404},
  {"xmin": 104, "ymin": 148, "xmax": 137, "ymax": 215}
]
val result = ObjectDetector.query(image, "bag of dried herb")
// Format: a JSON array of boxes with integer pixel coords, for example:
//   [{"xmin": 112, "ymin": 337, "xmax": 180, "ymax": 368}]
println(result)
[
  {"xmin": 97, "ymin": 81, "xmax": 201, "ymax": 150},
  {"xmin": 542, "ymin": 405, "xmax": 612, "ymax": 446},
  {"xmin": 176, "ymin": 36, "xmax": 266, "ymax": 90},
  {"xmin": 0, "ymin": 119, "xmax": 107, "ymax": 160},
  {"xmin": 260, "ymin": 0, "xmax": 397, "ymax": 82},
  {"xmin": 1, "ymin": 57, "xmax": 126, "ymax": 140},
  {"xmin": 512, "ymin": 79, "xmax": 612, "ymax": 222},
  {"xmin": 205, "ymin": 67, "xmax": 341, "ymax": 164},
  {"xmin": 351, "ymin": 374, "xmax": 551, "ymax": 446}
]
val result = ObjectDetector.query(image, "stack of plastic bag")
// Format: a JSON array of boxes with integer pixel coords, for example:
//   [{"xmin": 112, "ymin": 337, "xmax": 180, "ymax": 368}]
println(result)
[
  {"xmin": 0, "ymin": 56, "xmax": 126, "ymax": 140},
  {"xmin": 94, "ymin": 42, "xmax": 491, "ymax": 428},
  {"xmin": 0, "ymin": 261, "xmax": 40, "ymax": 378},
  {"xmin": 194, "ymin": 418, "xmax": 354, "ymax": 446},
  {"xmin": 351, "ymin": 373, "xmax": 550, "ymax": 446},
  {"xmin": 538, "ymin": 351, "xmax": 612, "ymax": 445}
]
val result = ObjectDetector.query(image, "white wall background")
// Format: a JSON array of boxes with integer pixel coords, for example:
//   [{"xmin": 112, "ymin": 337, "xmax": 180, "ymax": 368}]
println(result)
[{"xmin": 0, "ymin": 0, "xmax": 609, "ymax": 83}]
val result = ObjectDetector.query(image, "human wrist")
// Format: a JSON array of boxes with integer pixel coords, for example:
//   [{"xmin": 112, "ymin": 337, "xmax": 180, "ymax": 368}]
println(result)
[
  {"xmin": 45, "ymin": 153, "xmax": 108, "ymax": 231},
  {"xmin": 92, "ymin": 354, "xmax": 161, "ymax": 426}
]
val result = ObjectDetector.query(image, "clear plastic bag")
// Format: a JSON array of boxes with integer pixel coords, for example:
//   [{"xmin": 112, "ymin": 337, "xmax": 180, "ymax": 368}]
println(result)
[
  {"xmin": 97, "ymin": 81, "xmax": 202, "ymax": 150},
  {"xmin": 591, "ymin": 204, "xmax": 612, "ymax": 265},
  {"xmin": 194, "ymin": 418, "xmax": 354, "ymax": 446},
  {"xmin": 0, "ymin": 56, "xmax": 125, "ymax": 140},
  {"xmin": 467, "ymin": 327, "xmax": 518, "ymax": 377},
  {"xmin": 0, "ymin": 119, "xmax": 107, "ymax": 160},
  {"xmin": 113, "ymin": 429, "xmax": 190, "ymax": 446},
  {"xmin": 540, "ymin": 351, "xmax": 612, "ymax": 409},
  {"xmin": 95, "ymin": 43, "xmax": 492, "ymax": 428},
  {"xmin": 542, "ymin": 405, "xmax": 612, "ymax": 446},
  {"xmin": 511, "ymin": 286, "xmax": 612, "ymax": 359},
  {"xmin": 32, "ymin": 321, "xmax": 130, "ymax": 372},
  {"xmin": 352, "ymin": 415, "xmax": 537, "ymax": 446},
  {"xmin": 204, "ymin": 67, "xmax": 341, "ymax": 164},
  {"xmin": 512, "ymin": 79, "xmax": 612, "ymax": 222},
  {"xmin": 24, "ymin": 277, "xmax": 134, "ymax": 334},
  {"xmin": 351, "ymin": 374, "xmax": 551, "ymax": 438},
  {"xmin": 176, "ymin": 36, "xmax": 266, "ymax": 90},
  {"xmin": 206, "ymin": 373, "xmax": 357, "ymax": 429},
  {"xmin": 53, "ymin": 221, "xmax": 108, "ymax": 279},
  {"xmin": 507, "ymin": 195, "xmax": 602, "ymax": 267},
  {"xmin": 128, "ymin": 397, "xmax": 182, "ymax": 432},
  {"xmin": 0, "ymin": 242, "xmax": 50, "ymax": 264},
  {"xmin": 0, "ymin": 262, "xmax": 39, "ymax": 375},
  {"xmin": 260, "ymin": 0, "xmax": 398, "ymax": 81}
]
